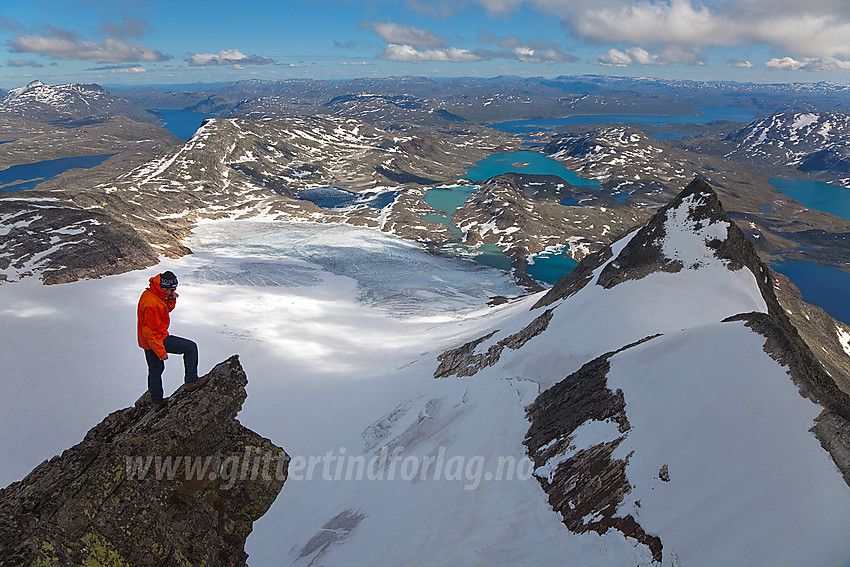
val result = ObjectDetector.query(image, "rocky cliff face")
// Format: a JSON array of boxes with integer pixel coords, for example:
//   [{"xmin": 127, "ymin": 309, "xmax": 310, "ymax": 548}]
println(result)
[{"xmin": 0, "ymin": 356, "xmax": 288, "ymax": 567}]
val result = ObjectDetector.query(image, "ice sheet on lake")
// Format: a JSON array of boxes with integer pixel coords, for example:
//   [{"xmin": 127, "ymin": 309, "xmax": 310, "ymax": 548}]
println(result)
[{"xmin": 187, "ymin": 221, "xmax": 524, "ymax": 316}]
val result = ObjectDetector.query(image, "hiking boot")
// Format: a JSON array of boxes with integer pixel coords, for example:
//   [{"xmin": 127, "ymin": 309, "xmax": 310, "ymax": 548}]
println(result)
[
  {"xmin": 152, "ymin": 397, "xmax": 168, "ymax": 411},
  {"xmin": 185, "ymin": 375, "xmax": 209, "ymax": 392}
]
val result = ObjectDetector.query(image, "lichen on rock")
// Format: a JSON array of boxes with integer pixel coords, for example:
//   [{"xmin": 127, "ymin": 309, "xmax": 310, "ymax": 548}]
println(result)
[{"xmin": 0, "ymin": 356, "xmax": 288, "ymax": 567}]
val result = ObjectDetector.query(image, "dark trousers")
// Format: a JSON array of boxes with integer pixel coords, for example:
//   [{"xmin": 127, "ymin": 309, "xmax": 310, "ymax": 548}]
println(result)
[{"xmin": 144, "ymin": 335, "xmax": 199, "ymax": 404}]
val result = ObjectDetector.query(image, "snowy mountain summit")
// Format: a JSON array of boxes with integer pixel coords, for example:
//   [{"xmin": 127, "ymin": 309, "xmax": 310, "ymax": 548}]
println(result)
[
  {"xmin": 0, "ymin": 80, "xmax": 157, "ymax": 125},
  {"xmin": 432, "ymin": 177, "xmax": 850, "ymax": 565}
]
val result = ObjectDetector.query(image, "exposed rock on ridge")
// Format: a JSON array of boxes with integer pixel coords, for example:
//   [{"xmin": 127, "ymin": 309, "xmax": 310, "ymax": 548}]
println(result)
[
  {"xmin": 524, "ymin": 335, "xmax": 663, "ymax": 563},
  {"xmin": 0, "ymin": 356, "xmax": 288, "ymax": 567}
]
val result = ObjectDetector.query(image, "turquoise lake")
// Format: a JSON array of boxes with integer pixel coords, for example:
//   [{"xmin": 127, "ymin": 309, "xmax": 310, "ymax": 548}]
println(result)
[
  {"xmin": 153, "ymin": 108, "xmax": 210, "ymax": 141},
  {"xmin": 527, "ymin": 251, "xmax": 579, "ymax": 283},
  {"xmin": 462, "ymin": 150, "xmax": 600, "ymax": 188},
  {"xmin": 0, "ymin": 153, "xmax": 117, "ymax": 191},
  {"xmin": 422, "ymin": 150, "xmax": 594, "ymax": 284}
]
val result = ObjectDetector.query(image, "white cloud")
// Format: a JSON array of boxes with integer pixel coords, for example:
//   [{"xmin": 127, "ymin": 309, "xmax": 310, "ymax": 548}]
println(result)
[
  {"xmin": 727, "ymin": 58, "xmax": 754, "ymax": 68},
  {"xmin": 379, "ymin": 44, "xmax": 483, "ymax": 62},
  {"xmin": 9, "ymin": 34, "xmax": 168, "ymax": 63},
  {"xmin": 471, "ymin": 0, "xmax": 850, "ymax": 59},
  {"xmin": 572, "ymin": 0, "xmax": 727, "ymax": 46},
  {"xmin": 766, "ymin": 56, "xmax": 850, "ymax": 71},
  {"xmin": 362, "ymin": 22, "xmax": 447, "ymax": 48},
  {"xmin": 476, "ymin": 33, "xmax": 576, "ymax": 63},
  {"xmin": 596, "ymin": 45, "xmax": 701, "ymax": 66},
  {"xmin": 512, "ymin": 45, "xmax": 575, "ymax": 63},
  {"xmin": 187, "ymin": 49, "xmax": 274, "ymax": 66}
]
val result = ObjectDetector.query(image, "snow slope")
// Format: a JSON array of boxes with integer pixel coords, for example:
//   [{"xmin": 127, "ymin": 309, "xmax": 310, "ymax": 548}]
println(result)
[{"xmin": 1, "ymin": 181, "xmax": 849, "ymax": 566}]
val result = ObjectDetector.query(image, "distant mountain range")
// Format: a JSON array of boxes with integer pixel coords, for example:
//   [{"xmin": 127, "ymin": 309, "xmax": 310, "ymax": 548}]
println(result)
[{"xmin": 1, "ymin": 77, "xmax": 849, "ymax": 290}]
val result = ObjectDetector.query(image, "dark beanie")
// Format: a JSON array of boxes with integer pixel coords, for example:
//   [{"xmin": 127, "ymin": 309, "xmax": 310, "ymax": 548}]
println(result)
[{"xmin": 160, "ymin": 271, "xmax": 178, "ymax": 288}]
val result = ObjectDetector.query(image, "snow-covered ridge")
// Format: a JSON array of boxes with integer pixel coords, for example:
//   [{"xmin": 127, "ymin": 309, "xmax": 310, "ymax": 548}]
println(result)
[{"xmin": 430, "ymin": 178, "xmax": 850, "ymax": 564}]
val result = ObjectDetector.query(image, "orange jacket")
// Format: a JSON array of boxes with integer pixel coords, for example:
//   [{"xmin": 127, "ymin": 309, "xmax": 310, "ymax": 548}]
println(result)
[{"xmin": 137, "ymin": 274, "xmax": 177, "ymax": 359}]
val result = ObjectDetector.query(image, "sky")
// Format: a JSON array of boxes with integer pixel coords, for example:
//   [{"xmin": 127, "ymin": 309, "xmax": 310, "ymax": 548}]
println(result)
[{"xmin": 2, "ymin": 0, "xmax": 850, "ymax": 89}]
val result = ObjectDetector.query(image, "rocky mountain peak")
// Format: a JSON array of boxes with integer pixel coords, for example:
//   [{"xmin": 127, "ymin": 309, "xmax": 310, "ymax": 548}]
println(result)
[
  {"xmin": 535, "ymin": 177, "xmax": 763, "ymax": 306},
  {"xmin": 0, "ymin": 356, "xmax": 288, "ymax": 567},
  {"xmin": 595, "ymin": 176, "xmax": 745, "ymax": 288}
]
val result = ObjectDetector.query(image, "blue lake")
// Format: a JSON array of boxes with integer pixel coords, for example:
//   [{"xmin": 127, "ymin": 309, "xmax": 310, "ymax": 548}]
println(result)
[
  {"xmin": 766, "ymin": 177, "xmax": 850, "ymax": 322},
  {"xmin": 0, "ymin": 153, "xmax": 117, "ymax": 191},
  {"xmin": 492, "ymin": 106, "xmax": 757, "ymax": 135},
  {"xmin": 769, "ymin": 177, "xmax": 850, "ymax": 222},
  {"xmin": 153, "ymin": 108, "xmax": 210, "ymax": 141},
  {"xmin": 773, "ymin": 260, "xmax": 850, "ymax": 324}
]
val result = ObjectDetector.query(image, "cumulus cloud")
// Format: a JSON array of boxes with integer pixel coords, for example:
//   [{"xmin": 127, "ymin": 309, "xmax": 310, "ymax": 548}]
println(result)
[
  {"xmin": 572, "ymin": 0, "xmax": 727, "ymax": 46},
  {"xmin": 187, "ymin": 49, "xmax": 274, "ymax": 66},
  {"xmin": 766, "ymin": 56, "xmax": 850, "ymax": 71},
  {"xmin": 379, "ymin": 44, "xmax": 483, "ymax": 62},
  {"xmin": 470, "ymin": 0, "xmax": 850, "ymax": 59},
  {"xmin": 726, "ymin": 58, "xmax": 753, "ymax": 68},
  {"xmin": 8, "ymin": 59, "xmax": 43, "ymax": 68},
  {"xmin": 362, "ymin": 22, "xmax": 447, "ymax": 48},
  {"xmin": 477, "ymin": 33, "xmax": 575, "ymax": 62},
  {"xmin": 511, "ymin": 42, "xmax": 576, "ymax": 62},
  {"xmin": 597, "ymin": 45, "xmax": 702, "ymax": 66},
  {"xmin": 8, "ymin": 30, "xmax": 168, "ymax": 63}
]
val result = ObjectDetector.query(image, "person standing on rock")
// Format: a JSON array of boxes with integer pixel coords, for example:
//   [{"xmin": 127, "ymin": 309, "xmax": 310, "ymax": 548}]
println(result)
[{"xmin": 137, "ymin": 271, "xmax": 207, "ymax": 411}]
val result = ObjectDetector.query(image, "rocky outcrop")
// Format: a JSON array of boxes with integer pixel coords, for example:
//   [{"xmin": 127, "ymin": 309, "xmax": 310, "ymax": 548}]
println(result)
[
  {"xmin": 434, "ymin": 308, "xmax": 554, "ymax": 378},
  {"xmin": 596, "ymin": 177, "xmax": 734, "ymax": 288},
  {"xmin": 0, "ymin": 356, "xmax": 288, "ymax": 567}
]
